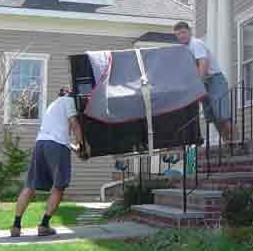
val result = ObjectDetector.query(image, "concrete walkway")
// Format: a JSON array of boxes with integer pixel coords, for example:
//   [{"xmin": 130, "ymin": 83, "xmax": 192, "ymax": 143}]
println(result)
[{"xmin": 0, "ymin": 222, "xmax": 159, "ymax": 245}]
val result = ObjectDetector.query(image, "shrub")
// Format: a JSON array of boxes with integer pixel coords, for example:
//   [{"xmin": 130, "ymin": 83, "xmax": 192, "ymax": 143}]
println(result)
[
  {"xmin": 123, "ymin": 178, "xmax": 171, "ymax": 208},
  {"xmin": 221, "ymin": 187, "xmax": 253, "ymax": 244},
  {"xmin": 221, "ymin": 187, "xmax": 253, "ymax": 227},
  {"xmin": 139, "ymin": 228, "xmax": 240, "ymax": 251},
  {"xmin": 103, "ymin": 200, "xmax": 128, "ymax": 219},
  {"xmin": 0, "ymin": 131, "xmax": 30, "ymax": 198}
]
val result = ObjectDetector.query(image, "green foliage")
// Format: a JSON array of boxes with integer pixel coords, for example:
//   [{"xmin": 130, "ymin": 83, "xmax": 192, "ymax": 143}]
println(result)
[
  {"xmin": 103, "ymin": 200, "xmax": 128, "ymax": 219},
  {"xmin": 139, "ymin": 228, "xmax": 250, "ymax": 251},
  {"xmin": 221, "ymin": 187, "xmax": 253, "ymax": 227},
  {"xmin": 103, "ymin": 179, "xmax": 171, "ymax": 219},
  {"xmin": 0, "ymin": 202, "xmax": 86, "ymax": 230},
  {"xmin": 0, "ymin": 130, "xmax": 30, "ymax": 196},
  {"xmin": 0, "ymin": 180, "xmax": 24, "ymax": 201},
  {"xmin": 123, "ymin": 178, "xmax": 171, "ymax": 208},
  {"xmin": 225, "ymin": 226, "xmax": 253, "ymax": 245}
]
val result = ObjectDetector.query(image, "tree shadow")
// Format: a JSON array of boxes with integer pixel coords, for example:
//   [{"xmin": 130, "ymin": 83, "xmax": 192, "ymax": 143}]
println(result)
[{"xmin": 54, "ymin": 204, "xmax": 86, "ymax": 226}]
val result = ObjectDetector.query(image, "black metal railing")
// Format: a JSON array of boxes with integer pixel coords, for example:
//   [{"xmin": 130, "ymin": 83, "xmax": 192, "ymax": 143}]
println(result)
[
  {"xmin": 72, "ymin": 72, "xmax": 253, "ymax": 213},
  {"xmin": 116, "ymin": 81, "xmax": 253, "ymax": 213}
]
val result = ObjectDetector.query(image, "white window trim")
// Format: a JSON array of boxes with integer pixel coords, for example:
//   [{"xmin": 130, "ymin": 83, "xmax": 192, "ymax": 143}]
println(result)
[
  {"xmin": 3, "ymin": 52, "xmax": 49, "ymax": 125},
  {"xmin": 237, "ymin": 13, "xmax": 253, "ymax": 108},
  {"xmin": 58, "ymin": 0, "xmax": 114, "ymax": 5}
]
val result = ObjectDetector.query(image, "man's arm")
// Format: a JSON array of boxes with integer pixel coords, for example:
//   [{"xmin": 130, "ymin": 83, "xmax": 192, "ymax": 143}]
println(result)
[
  {"xmin": 68, "ymin": 115, "xmax": 91, "ymax": 159},
  {"xmin": 196, "ymin": 58, "xmax": 209, "ymax": 79},
  {"xmin": 68, "ymin": 116, "xmax": 83, "ymax": 145}
]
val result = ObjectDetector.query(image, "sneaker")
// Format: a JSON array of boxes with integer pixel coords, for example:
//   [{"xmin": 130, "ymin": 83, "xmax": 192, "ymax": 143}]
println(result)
[
  {"xmin": 38, "ymin": 225, "xmax": 57, "ymax": 236},
  {"xmin": 10, "ymin": 226, "xmax": 21, "ymax": 237}
]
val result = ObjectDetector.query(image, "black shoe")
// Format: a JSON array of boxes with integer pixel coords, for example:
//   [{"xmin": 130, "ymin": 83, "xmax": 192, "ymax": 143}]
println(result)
[
  {"xmin": 10, "ymin": 226, "xmax": 21, "ymax": 237},
  {"xmin": 38, "ymin": 225, "xmax": 57, "ymax": 236}
]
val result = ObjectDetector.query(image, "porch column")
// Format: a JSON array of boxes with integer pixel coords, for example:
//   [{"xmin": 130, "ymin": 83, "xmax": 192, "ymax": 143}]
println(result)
[
  {"xmin": 217, "ymin": 0, "xmax": 233, "ymax": 87},
  {"xmin": 205, "ymin": 0, "xmax": 233, "ymax": 145},
  {"xmin": 206, "ymin": 0, "xmax": 218, "ymax": 54},
  {"xmin": 205, "ymin": 0, "xmax": 219, "ymax": 145},
  {"xmin": 206, "ymin": 0, "xmax": 232, "ymax": 86}
]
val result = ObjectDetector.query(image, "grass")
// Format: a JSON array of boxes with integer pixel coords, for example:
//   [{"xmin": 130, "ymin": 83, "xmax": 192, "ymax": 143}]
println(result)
[
  {"xmin": 0, "ymin": 201, "xmax": 85, "ymax": 230},
  {"xmin": 0, "ymin": 239, "xmax": 151, "ymax": 251},
  {"xmin": 0, "ymin": 229, "xmax": 252, "ymax": 251},
  {"xmin": 139, "ymin": 228, "xmax": 253, "ymax": 251}
]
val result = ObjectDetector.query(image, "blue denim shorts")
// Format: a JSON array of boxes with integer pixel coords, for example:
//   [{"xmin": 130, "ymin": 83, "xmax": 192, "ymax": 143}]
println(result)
[
  {"xmin": 26, "ymin": 140, "xmax": 71, "ymax": 191},
  {"xmin": 202, "ymin": 73, "xmax": 231, "ymax": 124}
]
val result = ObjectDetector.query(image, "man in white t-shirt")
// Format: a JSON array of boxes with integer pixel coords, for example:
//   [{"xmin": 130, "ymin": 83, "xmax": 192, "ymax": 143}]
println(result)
[
  {"xmin": 10, "ymin": 88, "xmax": 88, "ymax": 237},
  {"xmin": 173, "ymin": 21, "xmax": 236, "ymax": 144}
]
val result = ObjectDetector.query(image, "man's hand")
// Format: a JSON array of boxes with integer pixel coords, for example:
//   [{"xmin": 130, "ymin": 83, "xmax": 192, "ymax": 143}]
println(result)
[
  {"xmin": 79, "ymin": 141, "xmax": 91, "ymax": 160},
  {"xmin": 70, "ymin": 141, "xmax": 91, "ymax": 160}
]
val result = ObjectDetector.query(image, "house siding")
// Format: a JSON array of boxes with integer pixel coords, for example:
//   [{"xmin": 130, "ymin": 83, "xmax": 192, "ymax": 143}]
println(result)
[
  {"xmin": 0, "ymin": 29, "xmax": 134, "ymax": 200},
  {"xmin": 195, "ymin": 0, "xmax": 253, "ymax": 38},
  {"xmin": 234, "ymin": 0, "xmax": 253, "ymax": 14},
  {"xmin": 195, "ymin": 0, "xmax": 253, "ymax": 81},
  {"xmin": 195, "ymin": 0, "xmax": 207, "ymax": 38}
]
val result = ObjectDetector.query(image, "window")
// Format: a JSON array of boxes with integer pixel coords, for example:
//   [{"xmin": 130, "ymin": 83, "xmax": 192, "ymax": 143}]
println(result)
[
  {"xmin": 173, "ymin": 0, "xmax": 194, "ymax": 8},
  {"xmin": 241, "ymin": 20, "xmax": 253, "ymax": 103},
  {"xmin": 0, "ymin": 0, "xmax": 26, "ymax": 7},
  {"xmin": 4, "ymin": 53, "xmax": 48, "ymax": 124},
  {"xmin": 58, "ymin": 0, "xmax": 114, "ymax": 4}
]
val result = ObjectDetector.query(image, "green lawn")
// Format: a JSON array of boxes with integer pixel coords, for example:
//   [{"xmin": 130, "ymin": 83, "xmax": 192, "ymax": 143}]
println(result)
[
  {"xmin": 0, "ymin": 202, "xmax": 85, "ymax": 230},
  {"xmin": 0, "ymin": 231, "xmax": 250, "ymax": 251},
  {"xmin": 0, "ymin": 239, "xmax": 149, "ymax": 251}
]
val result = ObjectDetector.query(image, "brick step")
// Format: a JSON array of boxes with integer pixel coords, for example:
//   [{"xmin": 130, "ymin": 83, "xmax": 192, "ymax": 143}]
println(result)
[
  {"xmin": 197, "ymin": 163, "xmax": 253, "ymax": 173},
  {"xmin": 197, "ymin": 140, "xmax": 253, "ymax": 158},
  {"xmin": 131, "ymin": 204, "xmax": 220, "ymax": 228},
  {"xmin": 153, "ymin": 189, "xmax": 222, "ymax": 211},
  {"xmin": 197, "ymin": 154, "xmax": 253, "ymax": 167},
  {"xmin": 172, "ymin": 173, "xmax": 253, "ymax": 190}
]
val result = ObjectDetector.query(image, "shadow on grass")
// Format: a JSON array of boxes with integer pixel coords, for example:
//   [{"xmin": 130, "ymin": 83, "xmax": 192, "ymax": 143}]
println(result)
[{"xmin": 54, "ymin": 204, "xmax": 86, "ymax": 226}]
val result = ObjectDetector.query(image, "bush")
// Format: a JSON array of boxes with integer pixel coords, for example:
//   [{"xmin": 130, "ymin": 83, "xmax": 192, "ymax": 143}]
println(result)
[
  {"xmin": 103, "ymin": 200, "xmax": 128, "ymax": 219},
  {"xmin": 123, "ymin": 178, "xmax": 171, "ymax": 208},
  {"xmin": 138, "ymin": 228, "xmax": 244, "ymax": 251},
  {"xmin": 221, "ymin": 187, "xmax": 253, "ymax": 244},
  {"xmin": 221, "ymin": 187, "xmax": 253, "ymax": 227},
  {"xmin": 0, "ymin": 180, "xmax": 24, "ymax": 201},
  {"xmin": 0, "ymin": 131, "xmax": 30, "ymax": 198}
]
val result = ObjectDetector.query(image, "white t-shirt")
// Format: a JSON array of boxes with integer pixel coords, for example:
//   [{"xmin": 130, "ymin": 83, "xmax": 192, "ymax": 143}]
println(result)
[
  {"xmin": 187, "ymin": 37, "xmax": 221, "ymax": 75},
  {"xmin": 36, "ymin": 96, "xmax": 77, "ymax": 146}
]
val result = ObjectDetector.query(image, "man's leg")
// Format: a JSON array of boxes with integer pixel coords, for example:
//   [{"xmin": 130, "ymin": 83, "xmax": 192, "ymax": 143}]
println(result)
[
  {"xmin": 38, "ymin": 141, "xmax": 71, "ymax": 236},
  {"xmin": 38, "ymin": 188, "xmax": 64, "ymax": 236},
  {"xmin": 218, "ymin": 120, "xmax": 239, "ymax": 144},
  {"xmin": 10, "ymin": 187, "xmax": 35, "ymax": 237}
]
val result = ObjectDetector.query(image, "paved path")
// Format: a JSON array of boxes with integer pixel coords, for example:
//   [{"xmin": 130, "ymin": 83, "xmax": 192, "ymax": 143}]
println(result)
[{"xmin": 0, "ymin": 222, "xmax": 159, "ymax": 245}]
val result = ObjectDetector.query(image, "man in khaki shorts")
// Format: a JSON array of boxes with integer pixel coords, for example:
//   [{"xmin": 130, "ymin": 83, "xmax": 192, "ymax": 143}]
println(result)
[
  {"xmin": 10, "ymin": 88, "xmax": 89, "ymax": 237},
  {"xmin": 173, "ymin": 21, "xmax": 236, "ymax": 144}
]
